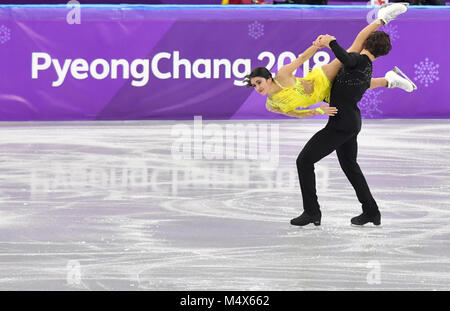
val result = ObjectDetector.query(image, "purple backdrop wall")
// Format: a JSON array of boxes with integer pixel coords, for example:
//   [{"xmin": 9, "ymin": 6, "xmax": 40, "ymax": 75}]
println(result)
[
  {"xmin": 0, "ymin": 1, "xmax": 223, "ymax": 4},
  {"xmin": 0, "ymin": 5, "xmax": 449, "ymax": 121}
]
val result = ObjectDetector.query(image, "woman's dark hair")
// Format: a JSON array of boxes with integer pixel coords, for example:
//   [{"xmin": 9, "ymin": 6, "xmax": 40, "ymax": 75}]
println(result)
[
  {"xmin": 243, "ymin": 67, "xmax": 273, "ymax": 88},
  {"xmin": 363, "ymin": 31, "xmax": 392, "ymax": 58}
]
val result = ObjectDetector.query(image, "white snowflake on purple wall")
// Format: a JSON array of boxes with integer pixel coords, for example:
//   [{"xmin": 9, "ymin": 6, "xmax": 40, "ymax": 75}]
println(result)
[
  {"xmin": 381, "ymin": 24, "xmax": 399, "ymax": 43},
  {"xmin": 358, "ymin": 89, "xmax": 383, "ymax": 118},
  {"xmin": 0, "ymin": 25, "xmax": 11, "ymax": 44},
  {"xmin": 414, "ymin": 58, "xmax": 439, "ymax": 87},
  {"xmin": 248, "ymin": 21, "xmax": 264, "ymax": 40}
]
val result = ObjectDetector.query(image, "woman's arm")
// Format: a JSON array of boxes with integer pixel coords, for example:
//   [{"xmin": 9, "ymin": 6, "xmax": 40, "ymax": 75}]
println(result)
[
  {"xmin": 266, "ymin": 102, "xmax": 286, "ymax": 115},
  {"xmin": 285, "ymin": 109, "xmax": 317, "ymax": 118},
  {"xmin": 266, "ymin": 102, "xmax": 337, "ymax": 118},
  {"xmin": 266, "ymin": 101, "xmax": 313, "ymax": 118},
  {"xmin": 277, "ymin": 45, "xmax": 320, "ymax": 77}
]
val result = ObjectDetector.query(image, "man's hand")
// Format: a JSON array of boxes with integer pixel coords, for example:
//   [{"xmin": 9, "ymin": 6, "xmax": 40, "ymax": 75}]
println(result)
[{"xmin": 317, "ymin": 34, "xmax": 336, "ymax": 49}]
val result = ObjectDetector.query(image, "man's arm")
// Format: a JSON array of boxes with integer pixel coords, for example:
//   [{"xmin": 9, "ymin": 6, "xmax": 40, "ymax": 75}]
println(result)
[
  {"xmin": 329, "ymin": 40, "xmax": 358, "ymax": 68},
  {"xmin": 319, "ymin": 35, "xmax": 359, "ymax": 68}
]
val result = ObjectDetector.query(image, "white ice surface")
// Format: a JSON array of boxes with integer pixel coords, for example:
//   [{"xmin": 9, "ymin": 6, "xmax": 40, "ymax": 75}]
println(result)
[{"xmin": 0, "ymin": 119, "xmax": 448, "ymax": 290}]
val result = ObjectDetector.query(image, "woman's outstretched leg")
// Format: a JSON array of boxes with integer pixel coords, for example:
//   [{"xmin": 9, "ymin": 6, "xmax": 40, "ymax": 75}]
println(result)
[
  {"xmin": 321, "ymin": 20, "xmax": 383, "ymax": 82},
  {"xmin": 371, "ymin": 68, "xmax": 417, "ymax": 92},
  {"xmin": 321, "ymin": 3, "xmax": 408, "ymax": 82},
  {"xmin": 347, "ymin": 20, "xmax": 384, "ymax": 54},
  {"xmin": 370, "ymin": 78, "xmax": 387, "ymax": 89}
]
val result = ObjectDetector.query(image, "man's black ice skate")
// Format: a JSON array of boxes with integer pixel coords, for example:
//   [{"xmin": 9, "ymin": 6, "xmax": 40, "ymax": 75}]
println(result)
[
  {"xmin": 290, "ymin": 211, "xmax": 321, "ymax": 227},
  {"xmin": 351, "ymin": 212, "xmax": 381, "ymax": 226}
]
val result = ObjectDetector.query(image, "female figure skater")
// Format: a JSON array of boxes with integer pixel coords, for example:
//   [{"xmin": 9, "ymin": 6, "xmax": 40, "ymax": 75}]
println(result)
[{"xmin": 244, "ymin": 3, "xmax": 416, "ymax": 118}]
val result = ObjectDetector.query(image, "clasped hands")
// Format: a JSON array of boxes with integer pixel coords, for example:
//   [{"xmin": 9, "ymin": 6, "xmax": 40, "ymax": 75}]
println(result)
[{"xmin": 312, "ymin": 34, "xmax": 336, "ymax": 49}]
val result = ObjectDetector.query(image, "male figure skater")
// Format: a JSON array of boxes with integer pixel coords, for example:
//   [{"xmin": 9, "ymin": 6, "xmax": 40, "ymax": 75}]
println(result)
[{"xmin": 291, "ymin": 31, "xmax": 415, "ymax": 227}]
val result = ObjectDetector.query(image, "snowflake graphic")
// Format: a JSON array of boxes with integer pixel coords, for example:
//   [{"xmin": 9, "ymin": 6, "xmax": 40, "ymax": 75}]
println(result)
[
  {"xmin": 0, "ymin": 25, "xmax": 11, "ymax": 44},
  {"xmin": 248, "ymin": 21, "xmax": 264, "ymax": 40},
  {"xmin": 358, "ymin": 89, "xmax": 383, "ymax": 118},
  {"xmin": 381, "ymin": 24, "xmax": 399, "ymax": 42},
  {"xmin": 414, "ymin": 58, "xmax": 439, "ymax": 87}
]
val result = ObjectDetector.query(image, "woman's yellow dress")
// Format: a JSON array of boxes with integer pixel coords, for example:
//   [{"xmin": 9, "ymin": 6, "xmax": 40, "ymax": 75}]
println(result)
[{"xmin": 267, "ymin": 66, "xmax": 332, "ymax": 115}]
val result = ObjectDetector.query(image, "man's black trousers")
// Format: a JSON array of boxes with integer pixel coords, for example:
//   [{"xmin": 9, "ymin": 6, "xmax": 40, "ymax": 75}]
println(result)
[{"xmin": 296, "ymin": 125, "xmax": 379, "ymax": 216}]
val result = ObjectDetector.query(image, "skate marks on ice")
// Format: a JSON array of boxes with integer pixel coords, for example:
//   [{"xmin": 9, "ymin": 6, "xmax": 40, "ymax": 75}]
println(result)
[{"xmin": 0, "ymin": 120, "xmax": 448, "ymax": 290}]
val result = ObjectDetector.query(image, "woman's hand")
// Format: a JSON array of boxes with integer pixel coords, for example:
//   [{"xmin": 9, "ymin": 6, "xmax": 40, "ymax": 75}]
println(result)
[
  {"xmin": 318, "ymin": 34, "xmax": 336, "ymax": 49},
  {"xmin": 318, "ymin": 103, "xmax": 338, "ymax": 116},
  {"xmin": 313, "ymin": 35, "xmax": 325, "ymax": 49}
]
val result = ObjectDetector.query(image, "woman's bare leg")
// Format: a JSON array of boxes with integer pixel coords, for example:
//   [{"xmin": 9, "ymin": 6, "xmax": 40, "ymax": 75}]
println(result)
[
  {"xmin": 370, "ymin": 78, "xmax": 387, "ymax": 89},
  {"xmin": 347, "ymin": 19, "xmax": 384, "ymax": 54},
  {"xmin": 321, "ymin": 19, "xmax": 384, "ymax": 82},
  {"xmin": 320, "ymin": 59, "xmax": 343, "ymax": 84}
]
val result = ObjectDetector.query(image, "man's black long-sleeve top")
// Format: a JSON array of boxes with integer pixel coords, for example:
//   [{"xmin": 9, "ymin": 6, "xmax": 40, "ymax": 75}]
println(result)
[{"xmin": 326, "ymin": 40, "xmax": 373, "ymax": 133}]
